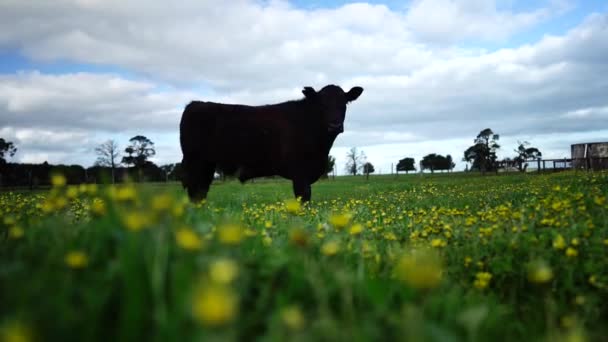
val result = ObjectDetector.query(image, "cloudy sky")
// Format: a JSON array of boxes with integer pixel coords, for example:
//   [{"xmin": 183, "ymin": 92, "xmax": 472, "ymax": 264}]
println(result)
[{"xmin": 1, "ymin": 0, "xmax": 607, "ymax": 174}]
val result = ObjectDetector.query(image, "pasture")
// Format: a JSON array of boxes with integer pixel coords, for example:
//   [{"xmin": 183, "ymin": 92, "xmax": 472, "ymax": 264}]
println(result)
[{"xmin": 1, "ymin": 172, "xmax": 607, "ymax": 341}]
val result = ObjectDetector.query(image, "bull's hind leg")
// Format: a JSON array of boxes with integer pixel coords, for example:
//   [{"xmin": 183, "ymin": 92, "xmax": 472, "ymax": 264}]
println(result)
[
  {"xmin": 184, "ymin": 159, "xmax": 216, "ymax": 202},
  {"xmin": 292, "ymin": 180, "xmax": 312, "ymax": 202}
]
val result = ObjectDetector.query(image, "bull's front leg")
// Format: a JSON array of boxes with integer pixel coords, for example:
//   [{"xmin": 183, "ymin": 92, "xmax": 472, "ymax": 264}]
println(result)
[{"xmin": 292, "ymin": 180, "xmax": 311, "ymax": 202}]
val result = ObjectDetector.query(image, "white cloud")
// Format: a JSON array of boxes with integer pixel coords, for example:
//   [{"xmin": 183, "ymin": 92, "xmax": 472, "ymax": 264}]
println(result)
[
  {"xmin": 0, "ymin": 71, "xmax": 198, "ymax": 132},
  {"xmin": 0, "ymin": 0, "xmax": 606, "ymax": 174},
  {"xmin": 0, "ymin": 0, "xmax": 569, "ymax": 90},
  {"xmin": 562, "ymin": 106, "xmax": 608, "ymax": 119},
  {"xmin": 404, "ymin": 0, "xmax": 572, "ymax": 43}
]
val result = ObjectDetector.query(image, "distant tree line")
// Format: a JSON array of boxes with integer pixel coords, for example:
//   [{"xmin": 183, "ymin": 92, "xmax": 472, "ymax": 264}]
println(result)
[
  {"xmin": 394, "ymin": 128, "xmax": 541, "ymax": 175},
  {"xmin": 0, "ymin": 135, "xmax": 184, "ymax": 188},
  {"xmin": 1, "ymin": 126, "xmax": 545, "ymax": 187},
  {"xmin": 0, "ymin": 162, "xmax": 181, "ymax": 188}
]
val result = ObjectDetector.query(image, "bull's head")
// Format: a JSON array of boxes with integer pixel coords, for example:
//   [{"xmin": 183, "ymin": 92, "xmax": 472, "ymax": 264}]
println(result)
[{"xmin": 303, "ymin": 85, "xmax": 363, "ymax": 134}]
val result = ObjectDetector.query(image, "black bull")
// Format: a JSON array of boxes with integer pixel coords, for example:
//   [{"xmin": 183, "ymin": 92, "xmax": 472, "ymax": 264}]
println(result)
[{"xmin": 179, "ymin": 84, "xmax": 363, "ymax": 202}]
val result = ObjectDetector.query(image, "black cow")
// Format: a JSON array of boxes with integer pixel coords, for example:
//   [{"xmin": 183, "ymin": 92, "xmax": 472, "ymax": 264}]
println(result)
[{"xmin": 179, "ymin": 84, "xmax": 363, "ymax": 202}]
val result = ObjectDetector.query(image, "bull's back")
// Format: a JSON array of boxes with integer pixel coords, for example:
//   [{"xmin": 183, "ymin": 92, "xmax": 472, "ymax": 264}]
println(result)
[{"xmin": 180, "ymin": 101, "xmax": 286, "ymax": 163}]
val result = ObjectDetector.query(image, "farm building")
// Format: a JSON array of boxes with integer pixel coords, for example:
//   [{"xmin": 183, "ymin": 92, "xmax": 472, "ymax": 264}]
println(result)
[{"xmin": 571, "ymin": 142, "xmax": 608, "ymax": 170}]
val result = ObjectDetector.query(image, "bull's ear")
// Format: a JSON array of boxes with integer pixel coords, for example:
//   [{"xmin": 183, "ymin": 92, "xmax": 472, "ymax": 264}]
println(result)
[
  {"xmin": 346, "ymin": 86, "xmax": 363, "ymax": 102},
  {"xmin": 302, "ymin": 86, "xmax": 316, "ymax": 99}
]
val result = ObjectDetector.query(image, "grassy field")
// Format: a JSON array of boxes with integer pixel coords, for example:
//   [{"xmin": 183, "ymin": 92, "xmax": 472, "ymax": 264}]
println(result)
[{"xmin": 1, "ymin": 172, "xmax": 607, "ymax": 341}]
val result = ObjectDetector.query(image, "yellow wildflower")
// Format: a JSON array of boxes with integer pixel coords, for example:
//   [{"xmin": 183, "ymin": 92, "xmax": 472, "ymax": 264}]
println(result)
[
  {"xmin": 349, "ymin": 223, "xmax": 363, "ymax": 235},
  {"xmin": 54, "ymin": 197, "xmax": 68, "ymax": 210},
  {"xmin": 51, "ymin": 173, "xmax": 66, "ymax": 187},
  {"xmin": 91, "ymin": 198, "xmax": 106, "ymax": 216},
  {"xmin": 1, "ymin": 321, "xmax": 32, "ymax": 342},
  {"xmin": 566, "ymin": 247, "xmax": 578, "ymax": 258},
  {"xmin": 527, "ymin": 260, "xmax": 553, "ymax": 284},
  {"xmin": 123, "ymin": 212, "xmax": 149, "ymax": 232},
  {"xmin": 192, "ymin": 285, "xmax": 238, "ymax": 326},
  {"xmin": 382, "ymin": 232, "xmax": 396, "ymax": 241},
  {"xmin": 8, "ymin": 226, "xmax": 24, "ymax": 239},
  {"xmin": 474, "ymin": 272, "xmax": 492, "ymax": 289},
  {"xmin": 209, "ymin": 259, "xmax": 239, "ymax": 284},
  {"xmin": 3, "ymin": 216, "xmax": 16, "ymax": 226},
  {"xmin": 321, "ymin": 241, "xmax": 340, "ymax": 256},
  {"xmin": 217, "ymin": 223, "xmax": 245, "ymax": 245},
  {"xmin": 281, "ymin": 305, "xmax": 305, "ymax": 330},
  {"xmin": 430, "ymin": 238, "xmax": 446, "ymax": 248},
  {"xmin": 151, "ymin": 194, "xmax": 173, "ymax": 211},
  {"xmin": 264, "ymin": 221, "xmax": 273, "ymax": 229},
  {"xmin": 172, "ymin": 204, "xmax": 185, "ymax": 218},
  {"xmin": 329, "ymin": 212, "xmax": 352, "ymax": 229},
  {"xmin": 394, "ymin": 248, "xmax": 443, "ymax": 290},
  {"xmin": 116, "ymin": 186, "xmax": 137, "ymax": 202},
  {"xmin": 65, "ymin": 251, "xmax": 88, "ymax": 269},
  {"xmin": 176, "ymin": 228, "xmax": 203, "ymax": 251},
  {"xmin": 285, "ymin": 199, "xmax": 302, "ymax": 214},
  {"xmin": 66, "ymin": 186, "xmax": 79, "ymax": 199},
  {"xmin": 553, "ymin": 234, "xmax": 566, "ymax": 250},
  {"xmin": 41, "ymin": 200, "xmax": 54, "ymax": 213}
]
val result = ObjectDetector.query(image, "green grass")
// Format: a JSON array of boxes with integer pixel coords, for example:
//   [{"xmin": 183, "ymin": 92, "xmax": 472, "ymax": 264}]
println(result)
[{"xmin": 1, "ymin": 172, "xmax": 607, "ymax": 341}]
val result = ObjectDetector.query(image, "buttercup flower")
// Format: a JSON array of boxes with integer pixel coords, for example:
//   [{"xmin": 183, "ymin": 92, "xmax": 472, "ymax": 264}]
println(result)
[
  {"xmin": 65, "ymin": 251, "xmax": 88, "ymax": 269},
  {"xmin": 192, "ymin": 284, "xmax": 238, "ymax": 326},
  {"xmin": 394, "ymin": 248, "xmax": 443, "ymax": 290}
]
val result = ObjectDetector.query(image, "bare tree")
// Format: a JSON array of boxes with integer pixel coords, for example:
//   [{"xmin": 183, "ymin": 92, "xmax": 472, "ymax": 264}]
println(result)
[
  {"xmin": 345, "ymin": 147, "xmax": 366, "ymax": 176},
  {"xmin": 95, "ymin": 140, "xmax": 120, "ymax": 183},
  {"xmin": 160, "ymin": 164, "xmax": 176, "ymax": 182}
]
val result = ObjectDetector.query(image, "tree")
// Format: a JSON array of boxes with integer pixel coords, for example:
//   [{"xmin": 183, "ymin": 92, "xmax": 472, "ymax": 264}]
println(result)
[
  {"xmin": 94, "ymin": 140, "xmax": 120, "ymax": 183},
  {"xmin": 443, "ymin": 154, "xmax": 456, "ymax": 172},
  {"xmin": 122, "ymin": 135, "xmax": 155, "ymax": 168},
  {"xmin": 421, "ymin": 154, "xmax": 454, "ymax": 173},
  {"xmin": 0, "ymin": 138, "xmax": 17, "ymax": 186},
  {"xmin": 396, "ymin": 157, "xmax": 416, "ymax": 174},
  {"xmin": 345, "ymin": 147, "xmax": 366, "ymax": 176},
  {"xmin": 421, "ymin": 154, "xmax": 437, "ymax": 173},
  {"xmin": 122, "ymin": 135, "xmax": 156, "ymax": 181},
  {"xmin": 0, "ymin": 138, "xmax": 17, "ymax": 164},
  {"xmin": 463, "ymin": 128, "xmax": 500, "ymax": 173},
  {"xmin": 363, "ymin": 162, "xmax": 375, "ymax": 180},
  {"xmin": 514, "ymin": 141, "xmax": 542, "ymax": 172},
  {"xmin": 122, "ymin": 146, "xmax": 136, "ymax": 167}
]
